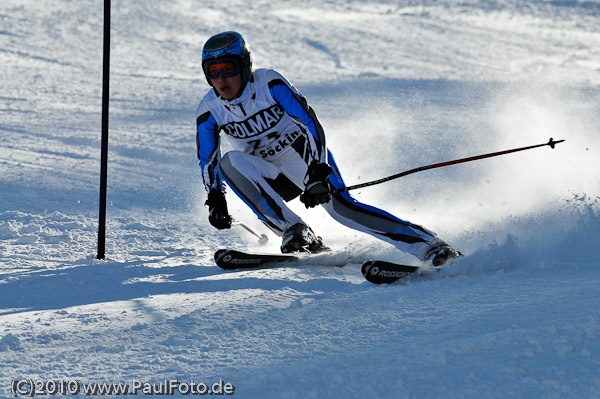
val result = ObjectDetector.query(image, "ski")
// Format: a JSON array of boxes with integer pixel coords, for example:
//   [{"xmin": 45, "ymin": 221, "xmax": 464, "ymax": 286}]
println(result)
[
  {"xmin": 214, "ymin": 249, "xmax": 306, "ymax": 269},
  {"xmin": 361, "ymin": 260, "xmax": 427, "ymax": 284},
  {"xmin": 216, "ymin": 250, "xmax": 435, "ymax": 282}
]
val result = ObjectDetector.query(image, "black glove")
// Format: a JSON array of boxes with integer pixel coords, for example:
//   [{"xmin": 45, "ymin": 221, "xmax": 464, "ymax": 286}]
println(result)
[
  {"xmin": 300, "ymin": 162, "xmax": 333, "ymax": 208},
  {"xmin": 205, "ymin": 190, "xmax": 232, "ymax": 229}
]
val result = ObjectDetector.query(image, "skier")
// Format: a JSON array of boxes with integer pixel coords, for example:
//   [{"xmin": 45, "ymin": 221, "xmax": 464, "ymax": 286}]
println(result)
[{"xmin": 196, "ymin": 31, "xmax": 460, "ymax": 266}]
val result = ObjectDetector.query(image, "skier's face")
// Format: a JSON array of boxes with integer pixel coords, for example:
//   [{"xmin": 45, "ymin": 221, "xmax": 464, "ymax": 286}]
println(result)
[{"xmin": 211, "ymin": 73, "xmax": 243, "ymax": 100}]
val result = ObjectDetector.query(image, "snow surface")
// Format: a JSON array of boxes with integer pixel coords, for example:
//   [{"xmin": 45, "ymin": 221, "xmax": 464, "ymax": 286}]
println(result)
[{"xmin": 1, "ymin": 0, "xmax": 600, "ymax": 398}]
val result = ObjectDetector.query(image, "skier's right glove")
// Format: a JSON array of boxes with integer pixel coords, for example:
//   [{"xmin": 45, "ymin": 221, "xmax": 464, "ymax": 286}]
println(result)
[
  {"xmin": 300, "ymin": 162, "xmax": 333, "ymax": 208},
  {"xmin": 205, "ymin": 190, "xmax": 232, "ymax": 230}
]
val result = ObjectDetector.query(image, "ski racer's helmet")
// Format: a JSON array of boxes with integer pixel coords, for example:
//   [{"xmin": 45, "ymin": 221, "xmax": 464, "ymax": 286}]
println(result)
[{"xmin": 202, "ymin": 31, "xmax": 252, "ymax": 87}]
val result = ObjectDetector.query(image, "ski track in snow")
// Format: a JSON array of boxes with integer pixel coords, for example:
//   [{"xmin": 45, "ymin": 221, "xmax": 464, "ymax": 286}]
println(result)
[{"xmin": 1, "ymin": 1, "xmax": 600, "ymax": 398}]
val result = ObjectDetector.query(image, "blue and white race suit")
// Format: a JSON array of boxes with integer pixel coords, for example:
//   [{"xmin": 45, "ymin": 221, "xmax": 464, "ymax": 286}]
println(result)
[{"xmin": 196, "ymin": 68, "xmax": 441, "ymax": 260}]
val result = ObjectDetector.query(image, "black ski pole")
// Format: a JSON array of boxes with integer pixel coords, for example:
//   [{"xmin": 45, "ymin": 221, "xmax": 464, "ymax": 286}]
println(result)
[{"xmin": 334, "ymin": 137, "xmax": 565, "ymax": 194}]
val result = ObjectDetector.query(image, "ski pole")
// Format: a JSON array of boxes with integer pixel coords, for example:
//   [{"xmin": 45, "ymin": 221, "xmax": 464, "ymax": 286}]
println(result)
[
  {"xmin": 232, "ymin": 219, "xmax": 269, "ymax": 245},
  {"xmin": 334, "ymin": 137, "xmax": 565, "ymax": 193}
]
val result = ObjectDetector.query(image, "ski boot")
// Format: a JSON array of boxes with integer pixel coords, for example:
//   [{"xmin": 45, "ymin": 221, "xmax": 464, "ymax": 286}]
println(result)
[
  {"xmin": 425, "ymin": 242, "xmax": 462, "ymax": 267},
  {"xmin": 280, "ymin": 223, "xmax": 330, "ymax": 254}
]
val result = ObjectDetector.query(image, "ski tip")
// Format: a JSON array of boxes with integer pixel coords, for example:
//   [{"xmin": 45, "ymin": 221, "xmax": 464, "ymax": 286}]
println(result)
[
  {"xmin": 361, "ymin": 260, "xmax": 375, "ymax": 277},
  {"xmin": 214, "ymin": 248, "xmax": 229, "ymax": 265},
  {"xmin": 361, "ymin": 261, "xmax": 384, "ymax": 285}
]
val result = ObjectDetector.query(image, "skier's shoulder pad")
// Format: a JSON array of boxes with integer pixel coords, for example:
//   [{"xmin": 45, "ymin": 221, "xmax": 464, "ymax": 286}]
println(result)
[{"xmin": 253, "ymin": 68, "xmax": 293, "ymax": 90}]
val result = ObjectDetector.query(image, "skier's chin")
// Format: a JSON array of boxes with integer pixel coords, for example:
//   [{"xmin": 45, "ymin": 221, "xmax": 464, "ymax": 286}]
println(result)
[{"xmin": 219, "ymin": 87, "xmax": 233, "ymax": 99}]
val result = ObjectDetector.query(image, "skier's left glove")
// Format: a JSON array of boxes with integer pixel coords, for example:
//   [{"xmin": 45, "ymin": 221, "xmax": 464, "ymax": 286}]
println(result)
[
  {"xmin": 205, "ymin": 190, "xmax": 232, "ymax": 230},
  {"xmin": 300, "ymin": 162, "xmax": 333, "ymax": 208}
]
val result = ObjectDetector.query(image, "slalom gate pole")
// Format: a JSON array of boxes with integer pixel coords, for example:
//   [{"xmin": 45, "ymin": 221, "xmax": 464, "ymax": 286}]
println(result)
[
  {"xmin": 334, "ymin": 137, "xmax": 565, "ymax": 194},
  {"xmin": 97, "ymin": 0, "xmax": 111, "ymax": 259}
]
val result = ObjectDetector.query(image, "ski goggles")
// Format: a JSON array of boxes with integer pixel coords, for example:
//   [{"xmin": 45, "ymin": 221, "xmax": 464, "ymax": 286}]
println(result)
[{"xmin": 203, "ymin": 58, "xmax": 241, "ymax": 79}]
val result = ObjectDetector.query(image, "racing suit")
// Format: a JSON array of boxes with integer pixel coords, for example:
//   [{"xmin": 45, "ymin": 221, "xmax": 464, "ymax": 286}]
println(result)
[{"xmin": 196, "ymin": 68, "xmax": 442, "ymax": 260}]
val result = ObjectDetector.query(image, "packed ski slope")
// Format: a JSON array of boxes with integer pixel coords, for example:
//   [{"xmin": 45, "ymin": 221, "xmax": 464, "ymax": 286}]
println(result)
[{"xmin": 1, "ymin": 1, "xmax": 599, "ymax": 398}]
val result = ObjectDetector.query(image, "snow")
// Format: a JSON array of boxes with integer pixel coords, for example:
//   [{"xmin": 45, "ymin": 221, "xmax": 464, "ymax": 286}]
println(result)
[{"xmin": 1, "ymin": 0, "xmax": 599, "ymax": 398}]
